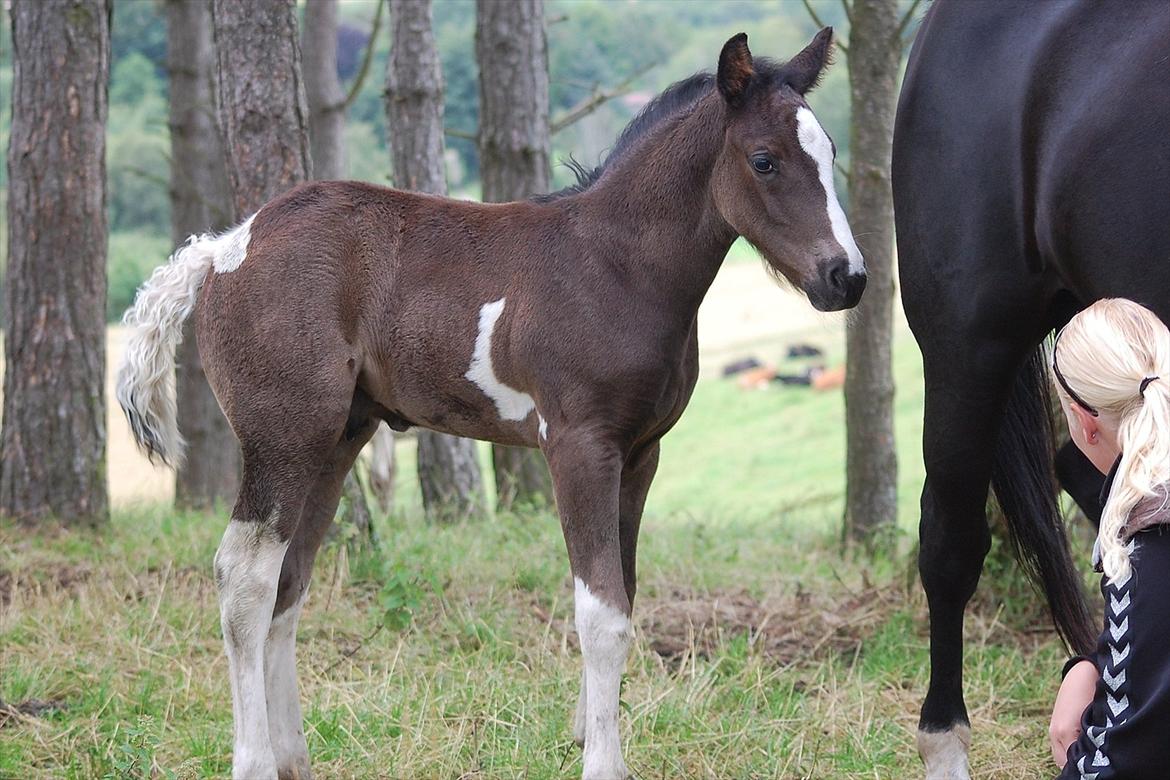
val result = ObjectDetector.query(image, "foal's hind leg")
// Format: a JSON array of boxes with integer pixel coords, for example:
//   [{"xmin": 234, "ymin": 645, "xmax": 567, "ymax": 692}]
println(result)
[
  {"xmin": 548, "ymin": 432, "xmax": 632, "ymax": 780},
  {"xmin": 265, "ymin": 416, "xmax": 379, "ymax": 780},
  {"xmin": 215, "ymin": 454, "xmax": 314, "ymax": 780},
  {"xmin": 574, "ymin": 443, "xmax": 659, "ymax": 749}
]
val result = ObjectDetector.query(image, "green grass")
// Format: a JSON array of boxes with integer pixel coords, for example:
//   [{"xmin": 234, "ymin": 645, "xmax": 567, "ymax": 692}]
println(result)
[{"xmin": 0, "ymin": 329, "xmax": 1087, "ymax": 779}]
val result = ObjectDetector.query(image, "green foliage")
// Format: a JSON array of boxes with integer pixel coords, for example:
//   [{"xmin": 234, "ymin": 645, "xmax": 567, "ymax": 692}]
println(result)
[
  {"xmin": 103, "ymin": 715, "xmax": 173, "ymax": 780},
  {"xmin": 107, "ymin": 231, "xmax": 173, "ymax": 321}
]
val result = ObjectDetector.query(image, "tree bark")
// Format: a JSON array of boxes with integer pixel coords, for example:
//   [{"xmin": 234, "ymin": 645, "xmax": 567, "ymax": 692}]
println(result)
[
  {"xmin": 211, "ymin": 0, "xmax": 312, "ymax": 217},
  {"xmin": 302, "ymin": 0, "xmax": 378, "ymax": 540},
  {"xmin": 168, "ymin": 0, "xmax": 240, "ymax": 511},
  {"xmin": 842, "ymin": 0, "xmax": 901, "ymax": 548},
  {"xmin": 386, "ymin": 0, "xmax": 487, "ymax": 521},
  {"xmin": 1, "ymin": 0, "xmax": 111, "ymax": 526},
  {"xmin": 303, "ymin": 0, "xmax": 347, "ymax": 181},
  {"xmin": 475, "ymin": 0, "xmax": 554, "ymax": 510}
]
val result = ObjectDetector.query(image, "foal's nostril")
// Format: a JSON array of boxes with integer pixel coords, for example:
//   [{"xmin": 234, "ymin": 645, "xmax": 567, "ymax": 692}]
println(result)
[{"xmin": 823, "ymin": 257, "xmax": 849, "ymax": 293}]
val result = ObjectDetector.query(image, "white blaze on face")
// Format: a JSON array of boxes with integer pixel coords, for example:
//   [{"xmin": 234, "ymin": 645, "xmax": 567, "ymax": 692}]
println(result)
[
  {"xmin": 795, "ymin": 107, "xmax": 864, "ymax": 274},
  {"xmin": 466, "ymin": 298, "xmax": 537, "ymax": 421},
  {"xmin": 212, "ymin": 213, "xmax": 257, "ymax": 274}
]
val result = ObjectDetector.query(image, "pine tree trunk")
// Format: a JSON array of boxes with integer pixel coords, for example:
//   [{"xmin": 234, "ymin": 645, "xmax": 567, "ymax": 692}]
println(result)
[
  {"xmin": 302, "ymin": 0, "xmax": 376, "ymax": 542},
  {"xmin": 168, "ymin": 0, "xmax": 240, "ymax": 511},
  {"xmin": 386, "ymin": 0, "xmax": 487, "ymax": 522},
  {"xmin": 1, "ymin": 0, "xmax": 111, "ymax": 526},
  {"xmin": 211, "ymin": 0, "xmax": 312, "ymax": 216},
  {"xmin": 475, "ymin": 0, "xmax": 553, "ymax": 511},
  {"xmin": 842, "ymin": 0, "xmax": 901, "ymax": 549},
  {"xmin": 303, "ymin": 0, "xmax": 347, "ymax": 181}
]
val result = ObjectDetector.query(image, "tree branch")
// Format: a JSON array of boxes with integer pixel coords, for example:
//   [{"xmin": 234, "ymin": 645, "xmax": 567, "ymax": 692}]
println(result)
[
  {"xmin": 801, "ymin": 0, "xmax": 848, "ymax": 54},
  {"xmin": 894, "ymin": 0, "xmax": 923, "ymax": 45},
  {"xmin": 444, "ymin": 127, "xmax": 477, "ymax": 142},
  {"xmin": 343, "ymin": 0, "xmax": 385, "ymax": 110},
  {"xmin": 840, "ymin": 0, "xmax": 853, "ymax": 27},
  {"xmin": 550, "ymin": 60, "xmax": 658, "ymax": 135}
]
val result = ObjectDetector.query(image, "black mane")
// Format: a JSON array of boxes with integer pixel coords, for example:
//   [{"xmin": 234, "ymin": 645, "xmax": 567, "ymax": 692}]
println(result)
[{"xmin": 534, "ymin": 58, "xmax": 790, "ymax": 203}]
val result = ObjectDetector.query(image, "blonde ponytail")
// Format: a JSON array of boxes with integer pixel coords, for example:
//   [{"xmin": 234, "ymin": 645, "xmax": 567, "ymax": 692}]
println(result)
[{"xmin": 1053, "ymin": 299, "xmax": 1170, "ymax": 583}]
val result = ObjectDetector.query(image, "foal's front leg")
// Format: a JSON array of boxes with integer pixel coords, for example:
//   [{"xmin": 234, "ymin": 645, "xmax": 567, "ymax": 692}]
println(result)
[{"xmin": 549, "ymin": 435, "xmax": 633, "ymax": 780}]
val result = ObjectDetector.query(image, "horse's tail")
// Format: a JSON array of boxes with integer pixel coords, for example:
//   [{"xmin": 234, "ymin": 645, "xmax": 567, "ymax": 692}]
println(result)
[
  {"xmin": 990, "ymin": 346, "xmax": 1096, "ymax": 655},
  {"xmin": 115, "ymin": 217, "xmax": 251, "ymax": 467}
]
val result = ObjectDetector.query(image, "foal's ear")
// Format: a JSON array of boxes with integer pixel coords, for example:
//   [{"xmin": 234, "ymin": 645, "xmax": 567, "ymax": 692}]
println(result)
[
  {"xmin": 717, "ymin": 33, "xmax": 754, "ymax": 107},
  {"xmin": 784, "ymin": 27, "xmax": 835, "ymax": 95}
]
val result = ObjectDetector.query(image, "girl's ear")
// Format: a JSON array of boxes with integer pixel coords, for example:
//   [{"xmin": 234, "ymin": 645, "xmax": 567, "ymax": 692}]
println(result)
[{"xmin": 1071, "ymin": 403, "xmax": 1100, "ymax": 443}]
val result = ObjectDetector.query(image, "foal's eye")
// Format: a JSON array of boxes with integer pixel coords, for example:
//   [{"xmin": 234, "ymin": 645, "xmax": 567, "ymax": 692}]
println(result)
[{"xmin": 751, "ymin": 155, "xmax": 775, "ymax": 174}]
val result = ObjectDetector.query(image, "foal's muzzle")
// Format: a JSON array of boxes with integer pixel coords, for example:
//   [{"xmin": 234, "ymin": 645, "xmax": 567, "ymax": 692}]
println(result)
[{"xmin": 807, "ymin": 256, "xmax": 867, "ymax": 312}]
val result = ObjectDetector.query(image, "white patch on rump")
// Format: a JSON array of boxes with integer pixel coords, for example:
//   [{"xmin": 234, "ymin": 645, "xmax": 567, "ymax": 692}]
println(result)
[
  {"xmin": 212, "ymin": 213, "xmax": 257, "ymax": 274},
  {"xmin": 917, "ymin": 724, "xmax": 972, "ymax": 780},
  {"xmin": 574, "ymin": 578, "xmax": 633, "ymax": 780},
  {"xmin": 465, "ymin": 298, "xmax": 537, "ymax": 421},
  {"xmin": 795, "ymin": 107, "xmax": 865, "ymax": 274}
]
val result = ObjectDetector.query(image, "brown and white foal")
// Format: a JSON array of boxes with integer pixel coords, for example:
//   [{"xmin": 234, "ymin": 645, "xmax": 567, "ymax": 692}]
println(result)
[{"xmin": 117, "ymin": 30, "xmax": 863, "ymax": 780}]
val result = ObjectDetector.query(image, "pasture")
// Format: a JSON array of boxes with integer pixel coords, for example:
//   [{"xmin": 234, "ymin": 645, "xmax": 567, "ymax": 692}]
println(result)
[{"xmin": 0, "ymin": 260, "xmax": 1091, "ymax": 778}]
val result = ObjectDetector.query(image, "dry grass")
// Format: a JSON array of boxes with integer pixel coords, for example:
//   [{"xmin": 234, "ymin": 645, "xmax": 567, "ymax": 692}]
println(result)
[{"xmin": 0, "ymin": 505, "xmax": 1072, "ymax": 780}]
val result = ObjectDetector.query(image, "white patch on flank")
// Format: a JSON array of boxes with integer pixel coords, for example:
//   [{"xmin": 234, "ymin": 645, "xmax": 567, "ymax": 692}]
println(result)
[
  {"xmin": 265, "ymin": 590, "xmax": 311, "ymax": 779},
  {"xmin": 214, "ymin": 520, "xmax": 289, "ymax": 780},
  {"xmin": 796, "ymin": 107, "xmax": 865, "ymax": 274},
  {"xmin": 212, "ymin": 213, "xmax": 257, "ymax": 274},
  {"xmin": 465, "ymin": 298, "xmax": 536, "ymax": 421},
  {"xmin": 917, "ymin": 724, "xmax": 971, "ymax": 780},
  {"xmin": 538, "ymin": 413, "xmax": 549, "ymax": 441},
  {"xmin": 574, "ymin": 578, "xmax": 633, "ymax": 780}
]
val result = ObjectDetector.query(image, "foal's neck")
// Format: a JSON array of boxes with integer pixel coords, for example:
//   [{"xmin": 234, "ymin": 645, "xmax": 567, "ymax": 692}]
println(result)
[{"xmin": 579, "ymin": 92, "xmax": 737, "ymax": 317}]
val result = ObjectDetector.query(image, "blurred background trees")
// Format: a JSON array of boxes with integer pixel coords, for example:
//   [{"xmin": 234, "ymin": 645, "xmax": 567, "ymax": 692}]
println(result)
[
  {"xmin": 1, "ymin": 0, "xmax": 112, "ymax": 526},
  {"xmin": 0, "ymin": 0, "xmax": 917, "ymax": 526}
]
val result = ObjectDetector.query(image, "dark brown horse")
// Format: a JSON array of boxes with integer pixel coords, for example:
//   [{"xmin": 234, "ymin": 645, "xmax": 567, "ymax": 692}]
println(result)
[{"xmin": 117, "ymin": 31, "xmax": 864, "ymax": 780}]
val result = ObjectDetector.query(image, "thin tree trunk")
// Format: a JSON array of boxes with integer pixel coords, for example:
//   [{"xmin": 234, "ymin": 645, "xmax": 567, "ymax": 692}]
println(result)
[
  {"xmin": 386, "ymin": 0, "xmax": 487, "ymax": 522},
  {"xmin": 842, "ymin": 0, "xmax": 900, "ymax": 548},
  {"xmin": 303, "ymin": 0, "xmax": 347, "ymax": 180},
  {"xmin": 168, "ymin": 0, "xmax": 240, "ymax": 511},
  {"xmin": 302, "ymin": 0, "xmax": 376, "ymax": 542},
  {"xmin": 475, "ymin": 0, "xmax": 554, "ymax": 511},
  {"xmin": 1, "ymin": 0, "xmax": 111, "ymax": 526},
  {"xmin": 211, "ymin": 0, "xmax": 312, "ymax": 215}
]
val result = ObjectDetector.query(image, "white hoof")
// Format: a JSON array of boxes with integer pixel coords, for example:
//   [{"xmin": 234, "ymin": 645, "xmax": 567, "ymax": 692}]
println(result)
[
  {"xmin": 918, "ymin": 724, "xmax": 971, "ymax": 780},
  {"xmin": 232, "ymin": 750, "xmax": 278, "ymax": 780}
]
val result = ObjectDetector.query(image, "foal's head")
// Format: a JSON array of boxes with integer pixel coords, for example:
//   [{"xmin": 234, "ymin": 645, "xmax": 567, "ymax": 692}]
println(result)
[{"xmin": 710, "ymin": 30, "xmax": 866, "ymax": 312}]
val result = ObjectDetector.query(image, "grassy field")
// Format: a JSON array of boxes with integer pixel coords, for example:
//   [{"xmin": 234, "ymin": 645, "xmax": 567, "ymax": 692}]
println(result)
[{"xmin": 0, "ymin": 298, "xmax": 1094, "ymax": 778}]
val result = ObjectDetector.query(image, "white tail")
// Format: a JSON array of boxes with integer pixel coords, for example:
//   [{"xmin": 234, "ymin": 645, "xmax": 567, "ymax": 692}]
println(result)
[{"xmin": 115, "ymin": 216, "xmax": 254, "ymax": 467}]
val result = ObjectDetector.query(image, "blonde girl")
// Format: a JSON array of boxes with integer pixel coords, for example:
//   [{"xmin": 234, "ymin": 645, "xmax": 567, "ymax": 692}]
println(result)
[{"xmin": 1048, "ymin": 298, "xmax": 1170, "ymax": 779}]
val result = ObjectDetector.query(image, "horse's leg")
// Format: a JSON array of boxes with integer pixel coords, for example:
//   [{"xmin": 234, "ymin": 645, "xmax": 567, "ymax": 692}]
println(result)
[
  {"xmin": 573, "ymin": 442, "xmax": 659, "ymax": 749},
  {"xmin": 916, "ymin": 340, "xmax": 1024, "ymax": 780},
  {"xmin": 215, "ymin": 452, "xmax": 315, "ymax": 780},
  {"xmin": 547, "ymin": 433, "xmax": 631, "ymax": 780},
  {"xmin": 265, "ymin": 415, "xmax": 379, "ymax": 780}
]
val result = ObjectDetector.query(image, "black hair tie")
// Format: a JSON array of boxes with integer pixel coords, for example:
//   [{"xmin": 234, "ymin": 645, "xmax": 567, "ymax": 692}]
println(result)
[{"xmin": 1140, "ymin": 376, "xmax": 1160, "ymax": 394}]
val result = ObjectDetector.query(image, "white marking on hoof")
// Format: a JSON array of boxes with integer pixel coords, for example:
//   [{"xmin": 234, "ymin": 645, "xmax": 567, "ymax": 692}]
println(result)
[
  {"xmin": 795, "ymin": 107, "xmax": 864, "ymax": 274},
  {"xmin": 574, "ymin": 578, "xmax": 633, "ymax": 780},
  {"xmin": 215, "ymin": 520, "xmax": 289, "ymax": 780},
  {"xmin": 212, "ymin": 213, "xmax": 257, "ymax": 274},
  {"xmin": 917, "ymin": 724, "xmax": 971, "ymax": 780},
  {"xmin": 465, "ymin": 298, "xmax": 536, "ymax": 421},
  {"xmin": 266, "ymin": 591, "xmax": 311, "ymax": 780}
]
